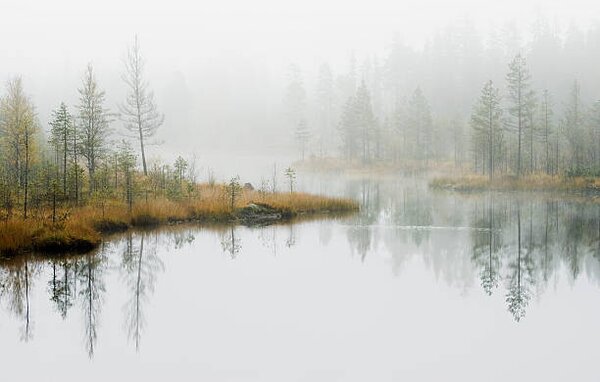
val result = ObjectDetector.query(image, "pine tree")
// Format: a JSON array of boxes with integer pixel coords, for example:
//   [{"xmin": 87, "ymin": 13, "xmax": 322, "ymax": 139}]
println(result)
[
  {"xmin": 407, "ymin": 87, "xmax": 433, "ymax": 163},
  {"xmin": 506, "ymin": 54, "xmax": 535, "ymax": 177},
  {"xmin": 77, "ymin": 64, "xmax": 113, "ymax": 194},
  {"xmin": 563, "ymin": 81, "xmax": 586, "ymax": 173},
  {"xmin": 355, "ymin": 81, "xmax": 377, "ymax": 164},
  {"xmin": 470, "ymin": 80, "xmax": 503, "ymax": 180},
  {"xmin": 49, "ymin": 102, "xmax": 74, "ymax": 196},
  {"xmin": 117, "ymin": 140, "xmax": 137, "ymax": 213},
  {"xmin": 315, "ymin": 63, "xmax": 335, "ymax": 155},
  {"xmin": 339, "ymin": 95, "xmax": 358, "ymax": 160},
  {"xmin": 590, "ymin": 100, "xmax": 600, "ymax": 171},
  {"xmin": 540, "ymin": 90, "xmax": 554, "ymax": 174},
  {"xmin": 283, "ymin": 64, "xmax": 306, "ymax": 129},
  {"xmin": 294, "ymin": 119, "xmax": 311, "ymax": 160}
]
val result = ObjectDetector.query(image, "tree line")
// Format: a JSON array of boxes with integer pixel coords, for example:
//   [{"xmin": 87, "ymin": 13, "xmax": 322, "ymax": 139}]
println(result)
[
  {"xmin": 283, "ymin": 19, "xmax": 600, "ymax": 177},
  {"xmin": 287, "ymin": 53, "xmax": 600, "ymax": 177},
  {"xmin": 0, "ymin": 37, "xmax": 196, "ymax": 220}
]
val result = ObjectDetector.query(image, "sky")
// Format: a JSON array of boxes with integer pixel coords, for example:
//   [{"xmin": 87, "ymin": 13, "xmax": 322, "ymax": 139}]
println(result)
[
  {"xmin": 3, "ymin": 0, "xmax": 599, "ymax": 74},
  {"xmin": 1, "ymin": 0, "xmax": 599, "ymax": 155}
]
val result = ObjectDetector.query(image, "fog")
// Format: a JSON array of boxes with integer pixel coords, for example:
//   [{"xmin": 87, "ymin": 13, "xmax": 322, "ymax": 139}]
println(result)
[
  {"xmin": 1, "ymin": 0, "xmax": 600, "ymax": 166},
  {"xmin": 5, "ymin": 2, "xmax": 600, "ymax": 378}
]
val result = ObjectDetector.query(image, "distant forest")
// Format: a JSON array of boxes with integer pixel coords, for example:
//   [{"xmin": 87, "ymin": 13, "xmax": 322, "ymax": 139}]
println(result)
[{"xmin": 283, "ymin": 19, "xmax": 600, "ymax": 177}]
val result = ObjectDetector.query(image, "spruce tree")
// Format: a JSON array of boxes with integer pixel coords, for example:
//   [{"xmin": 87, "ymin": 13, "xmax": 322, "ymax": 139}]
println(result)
[
  {"xmin": 506, "ymin": 54, "xmax": 535, "ymax": 177},
  {"xmin": 470, "ymin": 80, "xmax": 503, "ymax": 180},
  {"xmin": 49, "ymin": 102, "xmax": 74, "ymax": 196}
]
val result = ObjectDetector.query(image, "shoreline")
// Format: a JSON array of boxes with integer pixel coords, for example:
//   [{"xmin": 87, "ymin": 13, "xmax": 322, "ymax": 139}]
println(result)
[
  {"xmin": 0, "ymin": 189, "xmax": 359, "ymax": 258},
  {"xmin": 429, "ymin": 174, "xmax": 600, "ymax": 194}
]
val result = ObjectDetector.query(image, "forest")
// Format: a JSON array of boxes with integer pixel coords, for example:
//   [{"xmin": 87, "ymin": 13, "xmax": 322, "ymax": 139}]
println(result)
[
  {"xmin": 282, "ymin": 19, "xmax": 600, "ymax": 182},
  {"xmin": 0, "ymin": 38, "xmax": 356, "ymax": 255}
]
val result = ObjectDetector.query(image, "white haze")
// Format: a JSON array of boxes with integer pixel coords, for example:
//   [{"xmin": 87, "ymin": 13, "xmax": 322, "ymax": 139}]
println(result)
[{"xmin": 1, "ymin": 0, "xmax": 600, "ymax": 165}]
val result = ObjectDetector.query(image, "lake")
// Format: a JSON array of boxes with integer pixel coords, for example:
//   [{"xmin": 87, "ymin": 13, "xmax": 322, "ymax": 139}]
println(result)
[{"xmin": 1, "ymin": 174, "xmax": 599, "ymax": 381}]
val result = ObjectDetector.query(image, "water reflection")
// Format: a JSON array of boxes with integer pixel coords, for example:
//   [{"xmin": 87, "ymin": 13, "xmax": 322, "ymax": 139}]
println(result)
[
  {"xmin": 334, "ymin": 177, "xmax": 600, "ymax": 321},
  {"xmin": 0, "ymin": 257, "xmax": 36, "ymax": 341},
  {"xmin": 49, "ymin": 257, "xmax": 75, "ymax": 319},
  {"xmin": 2, "ymin": 177, "xmax": 600, "ymax": 359},
  {"xmin": 78, "ymin": 250, "xmax": 106, "ymax": 357},
  {"xmin": 221, "ymin": 226, "xmax": 242, "ymax": 258},
  {"xmin": 120, "ymin": 232, "xmax": 164, "ymax": 351}
]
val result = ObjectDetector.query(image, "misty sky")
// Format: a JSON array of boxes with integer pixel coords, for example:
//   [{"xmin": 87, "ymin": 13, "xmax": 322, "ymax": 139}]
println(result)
[
  {"xmin": 3, "ymin": 0, "xmax": 598, "ymax": 67},
  {"xmin": 1, "ymin": 0, "xmax": 600, "ymax": 157}
]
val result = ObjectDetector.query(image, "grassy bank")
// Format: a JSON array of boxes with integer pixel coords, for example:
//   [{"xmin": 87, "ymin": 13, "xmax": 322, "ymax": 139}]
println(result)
[
  {"xmin": 430, "ymin": 174, "xmax": 600, "ymax": 193},
  {"xmin": 294, "ymin": 157, "xmax": 457, "ymax": 176},
  {"xmin": 0, "ymin": 184, "xmax": 358, "ymax": 257}
]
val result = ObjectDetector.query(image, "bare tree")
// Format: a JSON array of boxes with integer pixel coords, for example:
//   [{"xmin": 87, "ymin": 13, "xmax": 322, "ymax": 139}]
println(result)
[{"xmin": 119, "ymin": 36, "xmax": 164, "ymax": 176}]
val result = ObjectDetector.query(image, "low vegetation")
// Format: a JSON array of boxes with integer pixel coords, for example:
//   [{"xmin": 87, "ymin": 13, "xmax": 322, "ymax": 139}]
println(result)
[
  {"xmin": 430, "ymin": 173, "xmax": 600, "ymax": 193},
  {"xmin": 295, "ymin": 157, "xmax": 457, "ymax": 176},
  {"xmin": 0, "ymin": 183, "xmax": 358, "ymax": 257}
]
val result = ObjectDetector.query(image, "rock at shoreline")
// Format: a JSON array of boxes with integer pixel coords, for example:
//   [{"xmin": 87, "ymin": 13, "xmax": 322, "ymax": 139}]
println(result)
[{"xmin": 237, "ymin": 202, "xmax": 286, "ymax": 226}]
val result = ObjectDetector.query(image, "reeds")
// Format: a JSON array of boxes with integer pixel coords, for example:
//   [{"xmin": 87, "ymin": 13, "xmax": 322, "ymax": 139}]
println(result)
[
  {"xmin": 0, "ymin": 184, "xmax": 359, "ymax": 257},
  {"xmin": 430, "ymin": 173, "xmax": 600, "ymax": 192}
]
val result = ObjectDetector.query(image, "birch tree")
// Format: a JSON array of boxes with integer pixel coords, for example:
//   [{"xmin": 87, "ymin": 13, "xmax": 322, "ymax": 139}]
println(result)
[{"xmin": 0, "ymin": 77, "xmax": 38, "ymax": 219}]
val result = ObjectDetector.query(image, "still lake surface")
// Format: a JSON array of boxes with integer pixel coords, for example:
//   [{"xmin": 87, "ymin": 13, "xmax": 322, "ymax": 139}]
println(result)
[{"xmin": 1, "ymin": 174, "xmax": 600, "ymax": 381}]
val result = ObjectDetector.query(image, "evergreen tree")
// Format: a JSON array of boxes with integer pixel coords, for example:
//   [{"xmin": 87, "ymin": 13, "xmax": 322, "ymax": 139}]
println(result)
[
  {"xmin": 77, "ymin": 64, "xmax": 113, "ymax": 194},
  {"xmin": 49, "ymin": 102, "xmax": 74, "ymax": 196},
  {"xmin": 339, "ymin": 95, "xmax": 358, "ymax": 160},
  {"xmin": 540, "ymin": 90, "xmax": 555, "ymax": 174},
  {"xmin": 470, "ymin": 80, "xmax": 503, "ymax": 180},
  {"xmin": 563, "ymin": 81, "xmax": 586, "ymax": 173},
  {"xmin": 283, "ymin": 64, "xmax": 306, "ymax": 130},
  {"xmin": 315, "ymin": 63, "xmax": 335, "ymax": 155},
  {"xmin": 294, "ymin": 119, "xmax": 311, "ymax": 160},
  {"xmin": 589, "ymin": 99, "xmax": 600, "ymax": 171},
  {"xmin": 355, "ymin": 81, "xmax": 377, "ymax": 163},
  {"xmin": 407, "ymin": 87, "xmax": 433, "ymax": 163},
  {"xmin": 506, "ymin": 54, "xmax": 535, "ymax": 177}
]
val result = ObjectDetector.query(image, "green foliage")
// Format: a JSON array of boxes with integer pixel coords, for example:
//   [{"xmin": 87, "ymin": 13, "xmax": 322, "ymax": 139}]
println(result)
[
  {"xmin": 225, "ymin": 175, "xmax": 242, "ymax": 210},
  {"xmin": 470, "ymin": 80, "xmax": 504, "ymax": 179},
  {"xmin": 284, "ymin": 167, "xmax": 296, "ymax": 193}
]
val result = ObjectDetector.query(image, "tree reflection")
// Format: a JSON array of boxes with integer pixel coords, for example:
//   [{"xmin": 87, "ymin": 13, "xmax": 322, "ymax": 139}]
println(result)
[
  {"xmin": 0, "ymin": 258, "xmax": 36, "ymax": 341},
  {"xmin": 77, "ymin": 247, "xmax": 107, "ymax": 358},
  {"xmin": 258, "ymin": 225, "xmax": 278, "ymax": 256},
  {"xmin": 221, "ymin": 226, "xmax": 241, "ymax": 258},
  {"xmin": 505, "ymin": 203, "xmax": 534, "ymax": 322},
  {"xmin": 472, "ymin": 195, "xmax": 502, "ymax": 296},
  {"xmin": 121, "ymin": 232, "xmax": 164, "ymax": 351},
  {"xmin": 285, "ymin": 223, "xmax": 296, "ymax": 248},
  {"xmin": 49, "ymin": 258, "xmax": 76, "ymax": 319}
]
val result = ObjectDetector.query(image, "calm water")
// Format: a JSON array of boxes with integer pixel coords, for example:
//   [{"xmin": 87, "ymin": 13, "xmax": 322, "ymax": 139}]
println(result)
[{"xmin": 2, "ymin": 175, "xmax": 600, "ymax": 381}]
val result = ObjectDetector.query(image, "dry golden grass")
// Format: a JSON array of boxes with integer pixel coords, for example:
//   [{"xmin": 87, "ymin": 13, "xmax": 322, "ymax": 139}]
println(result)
[
  {"xmin": 430, "ymin": 173, "xmax": 600, "ymax": 192},
  {"xmin": 0, "ymin": 184, "xmax": 358, "ymax": 257},
  {"xmin": 295, "ymin": 157, "xmax": 458, "ymax": 176},
  {"xmin": 0, "ymin": 220, "xmax": 35, "ymax": 254}
]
